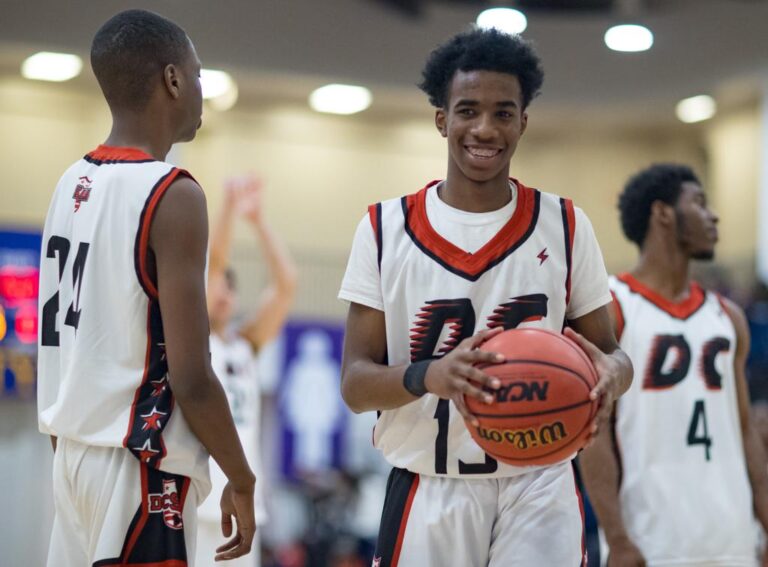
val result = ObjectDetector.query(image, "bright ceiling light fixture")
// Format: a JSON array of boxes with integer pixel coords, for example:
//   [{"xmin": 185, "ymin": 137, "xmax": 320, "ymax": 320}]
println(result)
[
  {"xmin": 201, "ymin": 69, "xmax": 238, "ymax": 111},
  {"xmin": 309, "ymin": 84, "xmax": 372, "ymax": 115},
  {"xmin": 476, "ymin": 7, "xmax": 527, "ymax": 35},
  {"xmin": 676, "ymin": 95, "xmax": 716, "ymax": 123},
  {"xmin": 604, "ymin": 24, "xmax": 654, "ymax": 52},
  {"xmin": 21, "ymin": 52, "xmax": 83, "ymax": 82}
]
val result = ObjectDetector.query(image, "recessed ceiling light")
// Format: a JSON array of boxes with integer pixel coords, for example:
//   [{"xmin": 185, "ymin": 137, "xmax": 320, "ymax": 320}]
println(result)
[
  {"xmin": 200, "ymin": 69, "xmax": 238, "ymax": 111},
  {"xmin": 676, "ymin": 95, "xmax": 716, "ymax": 123},
  {"xmin": 309, "ymin": 84, "xmax": 372, "ymax": 115},
  {"xmin": 604, "ymin": 24, "xmax": 654, "ymax": 52},
  {"xmin": 476, "ymin": 7, "xmax": 527, "ymax": 35},
  {"xmin": 21, "ymin": 52, "xmax": 82, "ymax": 82}
]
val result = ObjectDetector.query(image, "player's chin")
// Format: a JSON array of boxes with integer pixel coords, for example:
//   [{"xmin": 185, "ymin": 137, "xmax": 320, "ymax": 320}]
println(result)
[{"xmin": 691, "ymin": 248, "xmax": 715, "ymax": 261}]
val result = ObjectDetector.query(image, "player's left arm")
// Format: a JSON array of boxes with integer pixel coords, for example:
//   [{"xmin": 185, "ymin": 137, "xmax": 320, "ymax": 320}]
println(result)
[
  {"xmin": 563, "ymin": 206, "xmax": 633, "ymax": 434},
  {"xmin": 721, "ymin": 296, "xmax": 768, "ymax": 532},
  {"xmin": 567, "ymin": 307, "xmax": 633, "ymax": 435}
]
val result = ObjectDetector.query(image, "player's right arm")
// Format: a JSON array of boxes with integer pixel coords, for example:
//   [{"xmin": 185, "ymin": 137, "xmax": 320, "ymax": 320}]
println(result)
[
  {"xmin": 339, "ymin": 213, "xmax": 502, "ymax": 421},
  {"xmin": 151, "ymin": 176, "xmax": 255, "ymax": 561},
  {"xmin": 580, "ymin": 420, "xmax": 646, "ymax": 567},
  {"xmin": 579, "ymin": 295, "xmax": 645, "ymax": 567},
  {"xmin": 341, "ymin": 302, "xmax": 503, "ymax": 422}
]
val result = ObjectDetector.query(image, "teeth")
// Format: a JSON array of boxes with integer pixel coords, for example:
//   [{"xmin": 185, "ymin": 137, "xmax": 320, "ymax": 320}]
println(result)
[{"xmin": 467, "ymin": 147, "xmax": 499, "ymax": 158}]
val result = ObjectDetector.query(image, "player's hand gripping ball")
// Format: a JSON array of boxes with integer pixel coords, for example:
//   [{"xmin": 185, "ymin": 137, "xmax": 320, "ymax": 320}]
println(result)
[{"xmin": 464, "ymin": 328, "xmax": 599, "ymax": 466}]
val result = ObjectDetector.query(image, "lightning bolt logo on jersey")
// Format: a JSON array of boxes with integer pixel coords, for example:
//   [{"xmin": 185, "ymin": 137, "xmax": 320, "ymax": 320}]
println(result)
[{"xmin": 342, "ymin": 179, "xmax": 611, "ymax": 478}]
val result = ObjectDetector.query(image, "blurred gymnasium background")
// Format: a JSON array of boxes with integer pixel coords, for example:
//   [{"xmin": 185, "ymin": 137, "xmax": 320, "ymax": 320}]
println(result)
[{"xmin": 3, "ymin": 1, "xmax": 768, "ymax": 565}]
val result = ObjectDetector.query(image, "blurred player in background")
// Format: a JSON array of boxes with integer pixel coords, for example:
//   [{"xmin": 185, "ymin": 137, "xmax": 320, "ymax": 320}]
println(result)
[
  {"xmin": 339, "ymin": 28, "xmax": 632, "ymax": 567},
  {"xmin": 581, "ymin": 164, "xmax": 768, "ymax": 567},
  {"xmin": 197, "ymin": 175, "xmax": 297, "ymax": 567},
  {"xmin": 37, "ymin": 9, "xmax": 256, "ymax": 566}
]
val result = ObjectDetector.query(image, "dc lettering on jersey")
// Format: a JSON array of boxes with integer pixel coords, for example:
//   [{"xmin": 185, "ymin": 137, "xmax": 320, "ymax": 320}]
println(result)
[
  {"xmin": 643, "ymin": 333, "xmax": 731, "ymax": 390},
  {"xmin": 149, "ymin": 478, "xmax": 184, "ymax": 530},
  {"xmin": 409, "ymin": 294, "xmax": 548, "ymax": 362}
]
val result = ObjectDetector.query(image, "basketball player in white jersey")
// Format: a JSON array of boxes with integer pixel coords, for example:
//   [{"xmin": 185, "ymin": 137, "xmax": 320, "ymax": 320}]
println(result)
[
  {"xmin": 338, "ymin": 29, "xmax": 633, "ymax": 567},
  {"xmin": 580, "ymin": 164, "xmax": 768, "ymax": 567},
  {"xmin": 37, "ymin": 10, "xmax": 256, "ymax": 566},
  {"xmin": 196, "ymin": 175, "xmax": 297, "ymax": 566}
]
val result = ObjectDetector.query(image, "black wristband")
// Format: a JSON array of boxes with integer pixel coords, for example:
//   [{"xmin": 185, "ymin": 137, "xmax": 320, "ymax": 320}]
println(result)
[{"xmin": 403, "ymin": 360, "xmax": 431, "ymax": 397}]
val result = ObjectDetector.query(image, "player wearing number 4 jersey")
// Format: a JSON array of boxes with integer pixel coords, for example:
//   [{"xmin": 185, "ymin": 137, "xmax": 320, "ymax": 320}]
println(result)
[
  {"xmin": 339, "ymin": 29, "xmax": 633, "ymax": 567},
  {"xmin": 37, "ymin": 10, "xmax": 255, "ymax": 567},
  {"xmin": 581, "ymin": 164, "xmax": 768, "ymax": 567}
]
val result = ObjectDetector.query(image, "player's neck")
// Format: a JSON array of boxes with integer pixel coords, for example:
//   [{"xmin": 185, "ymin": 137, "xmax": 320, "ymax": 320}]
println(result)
[
  {"xmin": 441, "ymin": 168, "xmax": 512, "ymax": 213},
  {"xmin": 105, "ymin": 114, "xmax": 173, "ymax": 161},
  {"xmin": 631, "ymin": 242, "xmax": 692, "ymax": 302}
]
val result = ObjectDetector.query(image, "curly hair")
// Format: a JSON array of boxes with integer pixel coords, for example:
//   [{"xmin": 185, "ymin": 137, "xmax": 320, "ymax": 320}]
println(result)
[
  {"xmin": 91, "ymin": 9, "xmax": 190, "ymax": 111},
  {"xmin": 418, "ymin": 28, "xmax": 544, "ymax": 109},
  {"xmin": 618, "ymin": 164, "xmax": 700, "ymax": 247}
]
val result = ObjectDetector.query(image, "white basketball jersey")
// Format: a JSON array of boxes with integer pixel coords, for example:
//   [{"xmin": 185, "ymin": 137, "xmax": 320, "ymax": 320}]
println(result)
[
  {"xmin": 339, "ymin": 180, "xmax": 612, "ymax": 478},
  {"xmin": 610, "ymin": 273, "xmax": 755, "ymax": 566},
  {"xmin": 38, "ymin": 145, "xmax": 209, "ymax": 492},
  {"xmin": 199, "ymin": 333, "xmax": 267, "ymax": 523}
]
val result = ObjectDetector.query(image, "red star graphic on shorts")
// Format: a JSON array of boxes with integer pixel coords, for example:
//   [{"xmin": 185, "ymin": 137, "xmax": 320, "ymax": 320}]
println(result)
[
  {"xmin": 133, "ymin": 439, "xmax": 159, "ymax": 463},
  {"xmin": 141, "ymin": 407, "xmax": 167, "ymax": 431},
  {"xmin": 150, "ymin": 378, "xmax": 166, "ymax": 398}
]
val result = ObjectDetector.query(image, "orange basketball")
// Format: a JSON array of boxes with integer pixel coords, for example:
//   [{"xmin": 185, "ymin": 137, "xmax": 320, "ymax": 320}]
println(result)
[{"xmin": 464, "ymin": 328, "xmax": 599, "ymax": 466}]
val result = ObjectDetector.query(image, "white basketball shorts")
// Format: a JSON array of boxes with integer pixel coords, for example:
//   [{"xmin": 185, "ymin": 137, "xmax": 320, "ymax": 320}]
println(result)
[
  {"xmin": 372, "ymin": 460, "xmax": 586, "ymax": 567},
  {"xmin": 47, "ymin": 437, "xmax": 199, "ymax": 567}
]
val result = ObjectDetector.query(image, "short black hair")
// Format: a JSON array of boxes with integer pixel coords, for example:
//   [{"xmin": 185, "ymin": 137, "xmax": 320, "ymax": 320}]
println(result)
[
  {"xmin": 91, "ymin": 9, "xmax": 190, "ymax": 110},
  {"xmin": 419, "ymin": 28, "xmax": 544, "ymax": 109},
  {"xmin": 618, "ymin": 163, "xmax": 701, "ymax": 247}
]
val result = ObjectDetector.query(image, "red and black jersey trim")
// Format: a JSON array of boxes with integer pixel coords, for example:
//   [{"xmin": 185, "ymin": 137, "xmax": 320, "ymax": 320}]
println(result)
[
  {"xmin": 571, "ymin": 461, "xmax": 587, "ymax": 567},
  {"xmin": 368, "ymin": 202, "xmax": 383, "ymax": 272},
  {"xmin": 559, "ymin": 198, "xmax": 576, "ymax": 306},
  {"xmin": 134, "ymin": 168, "xmax": 189, "ymax": 299},
  {"xmin": 92, "ymin": 464, "xmax": 191, "ymax": 566},
  {"xmin": 373, "ymin": 467, "xmax": 420, "ymax": 567},
  {"xmin": 617, "ymin": 272, "xmax": 706, "ymax": 320},
  {"xmin": 401, "ymin": 179, "xmax": 540, "ymax": 281},
  {"xmin": 123, "ymin": 299, "xmax": 173, "ymax": 470},
  {"xmin": 84, "ymin": 145, "xmax": 156, "ymax": 166},
  {"xmin": 610, "ymin": 290, "xmax": 626, "ymax": 341}
]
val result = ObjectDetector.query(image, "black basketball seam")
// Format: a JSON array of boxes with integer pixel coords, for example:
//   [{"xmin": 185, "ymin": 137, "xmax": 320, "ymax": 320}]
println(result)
[
  {"xmin": 474, "ymin": 358, "xmax": 593, "ymax": 390},
  {"xmin": 470, "ymin": 397, "xmax": 593, "ymax": 418}
]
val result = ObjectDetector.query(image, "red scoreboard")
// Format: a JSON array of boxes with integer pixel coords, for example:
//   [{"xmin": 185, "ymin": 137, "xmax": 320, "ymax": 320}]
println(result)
[{"xmin": 0, "ymin": 229, "xmax": 41, "ymax": 399}]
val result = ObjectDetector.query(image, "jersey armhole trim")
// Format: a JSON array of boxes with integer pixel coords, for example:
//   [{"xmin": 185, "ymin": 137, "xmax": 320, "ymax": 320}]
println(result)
[
  {"xmin": 368, "ymin": 203, "xmax": 383, "ymax": 272},
  {"xmin": 610, "ymin": 289, "xmax": 626, "ymax": 341},
  {"xmin": 134, "ymin": 168, "xmax": 189, "ymax": 299},
  {"xmin": 559, "ymin": 198, "xmax": 576, "ymax": 305}
]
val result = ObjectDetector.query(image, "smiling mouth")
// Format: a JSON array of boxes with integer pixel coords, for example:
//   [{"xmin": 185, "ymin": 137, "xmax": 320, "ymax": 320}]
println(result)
[{"xmin": 465, "ymin": 146, "xmax": 502, "ymax": 160}]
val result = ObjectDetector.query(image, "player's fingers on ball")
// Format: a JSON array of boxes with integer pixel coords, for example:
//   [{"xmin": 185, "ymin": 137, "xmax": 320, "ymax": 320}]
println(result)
[
  {"xmin": 453, "ymin": 396, "xmax": 478, "ymax": 426},
  {"xmin": 461, "ymin": 379, "xmax": 493, "ymax": 405},
  {"xmin": 466, "ymin": 348, "xmax": 505, "ymax": 365},
  {"xmin": 473, "ymin": 326, "xmax": 503, "ymax": 343},
  {"xmin": 465, "ymin": 366, "xmax": 500, "ymax": 389},
  {"xmin": 564, "ymin": 327, "xmax": 602, "ymax": 357}
]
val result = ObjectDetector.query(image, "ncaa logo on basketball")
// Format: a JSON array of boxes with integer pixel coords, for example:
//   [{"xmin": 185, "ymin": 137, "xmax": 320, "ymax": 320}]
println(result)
[
  {"xmin": 148, "ymin": 478, "xmax": 184, "ymax": 529},
  {"xmin": 72, "ymin": 176, "xmax": 92, "ymax": 212},
  {"xmin": 494, "ymin": 380, "xmax": 549, "ymax": 403}
]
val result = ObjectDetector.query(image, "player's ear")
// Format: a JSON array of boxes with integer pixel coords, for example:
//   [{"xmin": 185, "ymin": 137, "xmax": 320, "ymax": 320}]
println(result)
[
  {"xmin": 435, "ymin": 109, "xmax": 447, "ymax": 138},
  {"xmin": 651, "ymin": 200, "xmax": 675, "ymax": 227},
  {"xmin": 520, "ymin": 111, "xmax": 528, "ymax": 136},
  {"xmin": 164, "ymin": 64, "xmax": 181, "ymax": 99}
]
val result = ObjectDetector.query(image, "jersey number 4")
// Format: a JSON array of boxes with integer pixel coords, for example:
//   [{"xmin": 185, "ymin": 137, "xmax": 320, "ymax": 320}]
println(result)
[
  {"xmin": 410, "ymin": 294, "xmax": 548, "ymax": 474},
  {"xmin": 41, "ymin": 236, "xmax": 90, "ymax": 347}
]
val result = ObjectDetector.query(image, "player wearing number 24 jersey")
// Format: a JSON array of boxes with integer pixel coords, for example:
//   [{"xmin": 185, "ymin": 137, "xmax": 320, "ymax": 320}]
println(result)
[
  {"xmin": 37, "ymin": 10, "xmax": 255, "ymax": 567},
  {"xmin": 339, "ymin": 29, "xmax": 633, "ymax": 567},
  {"xmin": 581, "ymin": 164, "xmax": 768, "ymax": 567}
]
